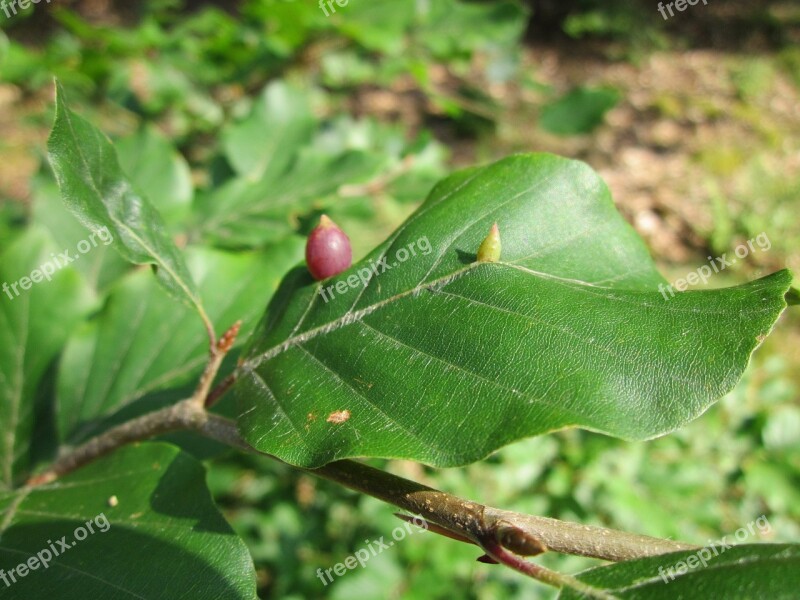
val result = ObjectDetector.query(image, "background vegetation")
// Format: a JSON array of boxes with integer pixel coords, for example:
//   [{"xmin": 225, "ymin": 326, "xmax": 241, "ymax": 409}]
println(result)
[{"xmin": 1, "ymin": 1, "xmax": 798, "ymax": 598}]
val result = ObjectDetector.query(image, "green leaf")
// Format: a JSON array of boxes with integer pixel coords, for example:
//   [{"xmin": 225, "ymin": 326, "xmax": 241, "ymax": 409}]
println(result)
[
  {"xmin": 235, "ymin": 153, "xmax": 792, "ymax": 468},
  {"xmin": 31, "ymin": 172, "xmax": 131, "ymax": 297},
  {"xmin": 418, "ymin": 0, "xmax": 528, "ymax": 62},
  {"xmin": 196, "ymin": 148, "xmax": 382, "ymax": 248},
  {"xmin": 337, "ymin": 0, "xmax": 416, "ymax": 55},
  {"xmin": 0, "ymin": 228, "xmax": 95, "ymax": 488},
  {"xmin": 221, "ymin": 80, "xmax": 315, "ymax": 181},
  {"xmin": 0, "ymin": 443, "xmax": 256, "ymax": 599},
  {"xmin": 57, "ymin": 242, "xmax": 304, "ymax": 444},
  {"xmin": 540, "ymin": 86, "xmax": 620, "ymax": 136},
  {"xmin": 201, "ymin": 103, "xmax": 446, "ymax": 249},
  {"xmin": 46, "ymin": 82, "xmax": 211, "ymax": 329},
  {"xmin": 558, "ymin": 544, "xmax": 800, "ymax": 599}
]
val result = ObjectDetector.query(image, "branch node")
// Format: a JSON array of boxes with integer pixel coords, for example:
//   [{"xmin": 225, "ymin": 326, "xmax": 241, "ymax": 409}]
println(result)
[
  {"xmin": 496, "ymin": 522, "xmax": 547, "ymax": 557},
  {"xmin": 193, "ymin": 320, "xmax": 242, "ymax": 408}
]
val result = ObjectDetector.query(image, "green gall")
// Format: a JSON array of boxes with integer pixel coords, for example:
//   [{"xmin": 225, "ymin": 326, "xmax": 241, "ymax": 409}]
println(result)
[{"xmin": 476, "ymin": 222, "xmax": 501, "ymax": 263}]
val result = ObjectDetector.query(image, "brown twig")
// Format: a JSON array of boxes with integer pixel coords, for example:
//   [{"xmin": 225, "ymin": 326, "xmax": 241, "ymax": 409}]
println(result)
[
  {"xmin": 26, "ymin": 398, "xmax": 206, "ymax": 485},
  {"xmin": 25, "ymin": 383, "xmax": 698, "ymax": 600},
  {"xmin": 301, "ymin": 450, "xmax": 696, "ymax": 563},
  {"xmin": 480, "ymin": 536, "xmax": 617, "ymax": 600},
  {"xmin": 192, "ymin": 320, "xmax": 241, "ymax": 408},
  {"xmin": 27, "ymin": 408, "xmax": 696, "ymax": 568},
  {"xmin": 205, "ymin": 372, "xmax": 237, "ymax": 408}
]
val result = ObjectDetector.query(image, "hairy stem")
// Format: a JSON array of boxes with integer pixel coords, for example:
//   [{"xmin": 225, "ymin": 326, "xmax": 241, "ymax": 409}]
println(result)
[
  {"xmin": 303, "ymin": 451, "xmax": 696, "ymax": 562},
  {"xmin": 201, "ymin": 413, "xmax": 696, "ymax": 562},
  {"xmin": 27, "ymin": 399, "xmax": 206, "ymax": 485},
  {"xmin": 193, "ymin": 320, "xmax": 241, "ymax": 408},
  {"xmin": 480, "ymin": 538, "xmax": 618, "ymax": 600},
  {"xmin": 28, "ymin": 406, "xmax": 696, "ymax": 580}
]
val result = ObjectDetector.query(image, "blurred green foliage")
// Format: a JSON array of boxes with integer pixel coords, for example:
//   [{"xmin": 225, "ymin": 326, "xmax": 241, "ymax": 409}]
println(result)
[
  {"xmin": 206, "ymin": 345, "xmax": 799, "ymax": 598},
  {"xmin": 538, "ymin": 86, "xmax": 620, "ymax": 136},
  {"xmin": 0, "ymin": 0, "xmax": 529, "ymax": 141},
  {"xmin": 1, "ymin": 1, "xmax": 798, "ymax": 598}
]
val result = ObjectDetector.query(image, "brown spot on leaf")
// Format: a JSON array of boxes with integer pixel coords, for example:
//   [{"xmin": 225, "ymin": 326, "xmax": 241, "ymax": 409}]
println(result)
[
  {"xmin": 354, "ymin": 377, "xmax": 374, "ymax": 389},
  {"xmin": 327, "ymin": 410, "xmax": 351, "ymax": 424},
  {"xmin": 305, "ymin": 412, "xmax": 317, "ymax": 431}
]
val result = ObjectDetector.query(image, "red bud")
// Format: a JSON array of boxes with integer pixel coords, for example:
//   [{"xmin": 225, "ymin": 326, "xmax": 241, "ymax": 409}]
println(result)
[{"xmin": 305, "ymin": 215, "xmax": 352, "ymax": 280}]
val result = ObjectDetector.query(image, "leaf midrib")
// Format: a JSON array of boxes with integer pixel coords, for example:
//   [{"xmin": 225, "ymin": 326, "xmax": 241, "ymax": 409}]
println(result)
[
  {"xmin": 241, "ymin": 262, "xmax": 479, "ymax": 372},
  {"xmin": 243, "ymin": 261, "xmax": 608, "ymax": 371},
  {"xmin": 243, "ymin": 259, "xmax": 782, "ymax": 376}
]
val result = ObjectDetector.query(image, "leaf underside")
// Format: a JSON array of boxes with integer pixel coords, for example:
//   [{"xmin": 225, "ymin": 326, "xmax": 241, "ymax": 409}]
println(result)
[
  {"xmin": 0, "ymin": 228, "xmax": 94, "ymax": 488},
  {"xmin": 0, "ymin": 443, "xmax": 256, "ymax": 599},
  {"xmin": 558, "ymin": 544, "xmax": 800, "ymax": 599},
  {"xmin": 47, "ymin": 83, "xmax": 205, "ymax": 318},
  {"xmin": 235, "ymin": 153, "xmax": 792, "ymax": 468},
  {"xmin": 56, "ymin": 243, "xmax": 304, "ymax": 445}
]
